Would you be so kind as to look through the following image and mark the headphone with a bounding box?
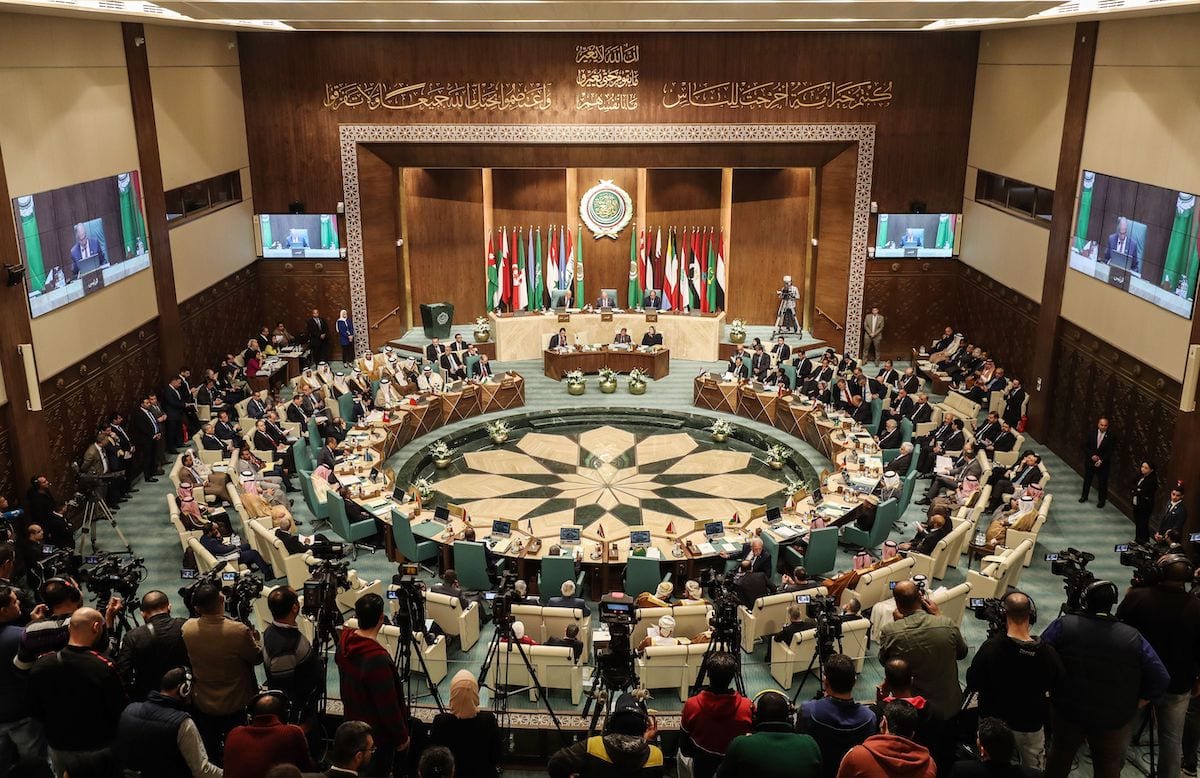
[1157,553,1193,581]
[1081,580,1120,613]
[751,688,797,725]
[999,589,1037,626]
[247,689,292,724]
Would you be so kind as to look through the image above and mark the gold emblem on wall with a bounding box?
[579,180,634,240]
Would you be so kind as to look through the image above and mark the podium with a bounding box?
[419,302,454,339]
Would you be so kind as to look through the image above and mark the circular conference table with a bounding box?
[543,346,670,380]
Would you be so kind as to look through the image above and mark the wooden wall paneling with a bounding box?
[646,169,721,309]
[357,148,404,347]
[238,31,977,213]
[0,408,15,503]
[256,261,352,338]
[813,147,857,348]
[1027,22,1099,438]
[492,169,567,308]
[574,167,639,307]
[123,23,183,380]
[39,328,164,493]
[955,265,1041,381]
[404,168,486,323]
[862,260,960,363]
[179,266,261,374]
[729,168,812,325]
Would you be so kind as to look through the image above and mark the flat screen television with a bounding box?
[13,171,152,318]
[873,213,959,258]
[1068,170,1198,318]
[255,213,341,259]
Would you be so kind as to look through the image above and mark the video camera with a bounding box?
[34,547,79,586]
[79,552,146,609]
[797,593,845,657]
[970,597,1007,639]
[596,594,638,691]
[1046,547,1096,613]
[698,567,741,635]
[490,569,520,629]
[388,562,428,634]
[178,564,264,625]
[308,538,346,561]
[1115,540,1172,587]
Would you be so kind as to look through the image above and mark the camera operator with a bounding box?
[1042,580,1170,778]
[262,586,321,728]
[549,692,663,777]
[0,584,45,768]
[1115,554,1200,778]
[182,582,263,764]
[15,578,122,672]
[681,651,752,778]
[117,590,191,702]
[0,543,35,615]
[799,653,877,778]
[115,666,221,777]
[964,592,1064,769]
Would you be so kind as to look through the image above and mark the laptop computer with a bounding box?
[704,521,725,542]
[489,519,513,553]
[629,530,651,550]
[559,526,581,547]
[432,505,450,525]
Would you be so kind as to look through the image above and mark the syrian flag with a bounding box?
[499,227,511,309]
[486,233,499,310]
[715,229,727,310]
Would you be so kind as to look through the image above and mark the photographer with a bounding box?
[1116,554,1200,778]
[549,692,663,777]
[115,666,222,777]
[261,587,321,727]
[117,590,191,701]
[0,584,45,768]
[182,582,263,764]
[964,592,1063,769]
[1042,580,1169,778]
[16,578,121,671]
[799,653,877,778]
[877,581,968,722]
[681,651,752,778]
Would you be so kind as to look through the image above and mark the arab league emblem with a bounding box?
[580,180,633,240]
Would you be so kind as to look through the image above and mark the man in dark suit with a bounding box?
[643,289,662,310]
[286,395,311,427]
[1001,380,1027,428]
[162,376,188,452]
[1155,485,1187,541]
[424,337,446,364]
[885,389,914,428]
[199,424,225,452]
[214,410,243,450]
[548,328,569,350]
[771,337,791,363]
[546,580,591,616]
[898,367,920,395]
[877,420,903,450]
[641,327,663,347]
[316,438,339,476]
[130,395,162,482]
[721,537,771,577]
[849,395,872,425]
[987,453,1042,510]
[875,360,899,388]
[890,444,915,478]
[471,354,495,380]
[301,720,374,778]
[750,345,771,380]
[245,394,268,420]
[1103,217,1142,272]
[931,326,955,354]
[306,309,329,365]
[987,422,1018,454]
[613,328,632,345]
[1080,417,1114,508]
[973,412,1002,450]
[449,333,468,353]
[595,291,614,309]
[439,349,466,381]
[69,223,106,279]
[546,624,585,662]
[909,394,934,425]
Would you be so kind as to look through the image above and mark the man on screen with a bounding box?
[284,228,310,249]
[69,222,106,279]
[1104,217,1142,272]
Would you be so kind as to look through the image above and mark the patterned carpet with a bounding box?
[100,354,1148,775]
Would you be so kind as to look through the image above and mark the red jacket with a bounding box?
[223,714,315,778]
[335,630,409,749]
[836,734,935,778]
[681,689,753,757]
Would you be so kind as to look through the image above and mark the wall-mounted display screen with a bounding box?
[13,171,151,318]
[255,213,341,259]
[1069,170,1197,319]
[873,213,959,258]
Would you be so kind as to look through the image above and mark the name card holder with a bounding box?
[601,311,613,322]
[557,313,571,323]
[645,313,658,323]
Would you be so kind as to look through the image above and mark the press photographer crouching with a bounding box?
[1115,553,1200,778]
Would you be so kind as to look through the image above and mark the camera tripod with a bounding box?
[391,583,445,713]
[74,483,132,556]
[582,627,640,736]
[791,627,844,704]
[690,620,746,697]
[769,289,800,341]
[478,616,564,738]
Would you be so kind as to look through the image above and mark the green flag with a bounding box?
[485,232,499,310]
[876,213,889,249]
[706,231,717,312]
[320,214,338,249]
[117,172,147,258]
[575,225,585,305]
[17,196,45,292]
[260,216,273,251]
[1074,172,1094,252]
[1163,193,1197,291]
[627,223,641,308]
[1185,235,1200,301]
[534,227,545,310]
[935,214,953,250]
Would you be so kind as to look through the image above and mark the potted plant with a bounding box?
[598,367,618,394]
[473,316,492,343]
[729,319,747,344]
[486,419,511,444]
[709,419,733,443]
[411,477,434,515]
[565,370,587,396]
[429,441,454,469]
[766,444,789,470]
[784,475,814,504]
[628,368,647,395]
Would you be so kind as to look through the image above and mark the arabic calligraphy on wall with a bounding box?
[576,68,639,89]
[663,80,894,110]
[576,91,639,111]
[575,44,640,64]
[323,81,553,111]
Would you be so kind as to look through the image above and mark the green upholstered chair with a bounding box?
[841,497,898,552]
[624,556,669,598]
[292,438,313,472]
[326,494,377,559]
[307,418,322,452]
[899,471,918,514]
[900,418,914,444]
[781,364,798,390]
[391,508,439,570]
[297,468,330,530]
[761,532,783,586]
[338,392,357,423]
[907,444,921,476]
[800,526,840,577]
[465,355,481,380]
[538,555,585,604]
[869,398,883,430]
[453,541,493,592]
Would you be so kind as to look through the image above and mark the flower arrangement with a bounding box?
[628,368,647,385]
[413,477,435,501]
[598,367,617,383]
[565,370,586,387]
[766,444,790,464]
[709,419,734,437]
[486,420,511,438]
[474,316,491,336]
[428,441,454,460]
[729,319,747,338]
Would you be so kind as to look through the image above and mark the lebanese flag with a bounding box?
[499,227,511,308]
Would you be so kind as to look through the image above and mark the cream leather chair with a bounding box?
[344,618,448,686]
[929,582,972,627]
[965,539,1033,599]
[251,586,316,640]
[637,642,708,701]
[993,434,1026,468]
[1007,495,1052,567]
[425,588,481,651]
[847,557,916,611]
[737,586,828,654]
[187,536,247,575]
[542,607,593,657]
[167,495,203,552]
[908,520,974,581]
[935,393,981,430]
[249,519,316,590]
[487,643,583,704]
[770,617,870,688]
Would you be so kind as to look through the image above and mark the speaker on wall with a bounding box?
[287,201,305,214]
[1181,344,1200,412]
[909,200,927,214]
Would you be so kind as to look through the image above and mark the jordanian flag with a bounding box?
[486,233,499,310]
[1075,172,1094,251]
[627,223,642,308]
[320,214,338,250]
[1162,192,1198,294]
[17,196,45,292]
[118,172,147,258]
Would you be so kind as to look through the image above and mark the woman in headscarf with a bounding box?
[429,670,502,776]
[336,308,355,366]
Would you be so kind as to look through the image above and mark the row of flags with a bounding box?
[483,224,728,312]
[627,225,726,312]
[486,225,582,312]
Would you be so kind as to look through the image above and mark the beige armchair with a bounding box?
[345,618,448,687]
[487,643,583,704]
[425,588,481,651]
[770,617,869,688]
[737,586,828,654]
